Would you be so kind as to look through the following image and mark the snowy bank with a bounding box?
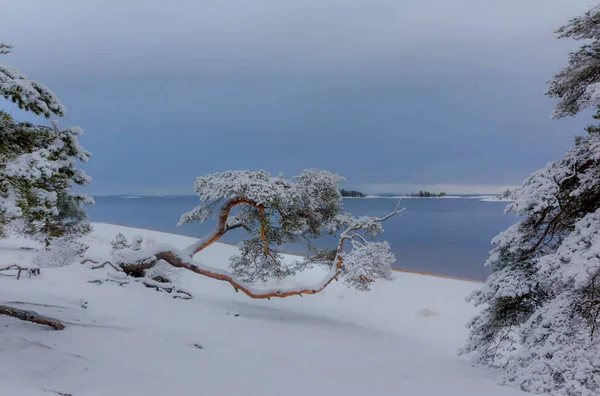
[479,196,514,202]
[361,195,514,201]
[0,223,523,396]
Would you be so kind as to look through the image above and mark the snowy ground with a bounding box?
[0,223,524,396]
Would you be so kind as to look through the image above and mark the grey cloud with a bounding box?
[0,0,595,195]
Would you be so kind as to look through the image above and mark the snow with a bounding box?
[1,116,92,242]
[462,132,600,394]
[365,195,463,199]
[548,5,600,118]
[362,195,513,201]
[0,223,525,396]
[0,64,66,118]
[479,196,514,202]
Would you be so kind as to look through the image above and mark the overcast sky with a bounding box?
[0,0,596,194]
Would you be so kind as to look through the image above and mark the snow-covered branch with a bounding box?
[0,65,65,118]
[83,170,402,298]
[0,264,40,279]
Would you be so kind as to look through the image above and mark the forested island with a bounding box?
[408,191,447,198]
[339,189,366,198]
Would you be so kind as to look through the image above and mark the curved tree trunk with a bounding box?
[84,199,403,299]
[126,250,344,299]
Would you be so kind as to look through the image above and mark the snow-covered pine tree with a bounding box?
[461,5,600,395]
[547,4,600,119]
[0,44,93,246]
[88,169,401,299]
[0,44,92,330]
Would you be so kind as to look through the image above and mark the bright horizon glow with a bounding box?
[88,183,518,196]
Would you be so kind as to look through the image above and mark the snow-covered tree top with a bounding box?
[168,169,402,292]
[191,169,344,207]
[547,5,600,118]
[181,169,344,228]
[0,62,66,118]
[192,170,300,207]
[556,5,600,40]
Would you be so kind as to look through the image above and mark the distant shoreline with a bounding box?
[96,194,512,203]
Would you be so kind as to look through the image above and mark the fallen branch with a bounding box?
[0,264,40,279]
[82,258,128,273]
[0,304,64,330]
[141,280,193,299]
[88,276,193,299]
[44,390,72,396]
[88,278,128,286]
[90,261,123,272]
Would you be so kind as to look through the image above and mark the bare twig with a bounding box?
[90,261,123,272]
[0,264,40,279]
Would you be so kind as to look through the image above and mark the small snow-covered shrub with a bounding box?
[340,241,395,291]
[110,233,130,253]
[110,233,154,254]
[131,235,143,251]
[32,237,88,268]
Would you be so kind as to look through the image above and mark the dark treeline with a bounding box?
[409,191,447,198]
[339,189,366,198]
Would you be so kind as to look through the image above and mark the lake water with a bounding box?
[87,196,518,281]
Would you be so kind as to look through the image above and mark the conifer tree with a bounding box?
[88,169,401,299]
[0,44,92,330]
[0,44,92,245]
[462,5,600,395]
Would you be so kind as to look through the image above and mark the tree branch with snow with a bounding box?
[0,44,65,118]
[84,170,403,299]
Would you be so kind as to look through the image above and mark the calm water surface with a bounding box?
[88,196,517,281]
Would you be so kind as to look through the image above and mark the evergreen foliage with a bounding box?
[110,233,130,254]
[547,5,600,118]
[0,44,92,245]
[177,169,398,290]
[409,191,447,198]
[463,5,600,395]
[0,44,65,118]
